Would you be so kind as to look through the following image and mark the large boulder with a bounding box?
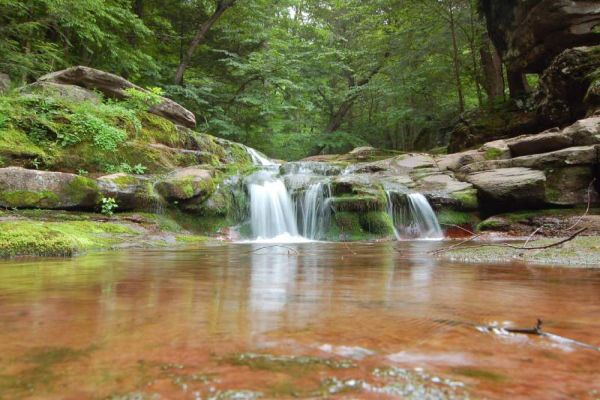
[97,173,164,211]
[0,167,100,209]
[20,81,101,103]
[479,0,600,73]
[0,73,10,92]
[38,66,196,128]
[464,167,547,211]
[155,166,215,201]
[535,46,600,126]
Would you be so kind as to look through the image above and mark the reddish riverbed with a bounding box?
[0,242,599,399]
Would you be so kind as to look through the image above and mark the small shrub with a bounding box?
[100,197,118,216]
[122,87,163,111]
[132,163,147,174]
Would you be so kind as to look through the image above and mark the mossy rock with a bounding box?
[359,211,394,235]
[324,211,373,241]
[450,188,479,211]
[0,167,100,209]
[0,128,47,161]
[330,194,386,212]
[437,210,479,226]
[155,167,216,202]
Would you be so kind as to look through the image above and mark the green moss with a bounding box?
[330,194,386,212]
[325,211,374,241]
[138,112,181,147]
[484,147,503,160]
[359,211,394,235]
[0,128,46,159]
[451,188,479,211]
[0,220,138,257]
[66,176,100,203]
[111,174,139,187]
[437,210,479,225]
[476,217,510,231]
[0,190,60,208]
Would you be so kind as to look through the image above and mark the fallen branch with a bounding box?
[433,228,586,255]
[246,245,299,255]
[429,233,482,255]
[523,226,543,247]
[566,178,596,232]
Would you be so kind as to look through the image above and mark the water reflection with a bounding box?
[0,243,599,399]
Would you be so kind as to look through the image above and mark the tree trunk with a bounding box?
[448,1,465,113]
[468,0,483,107]
[133,0,144,18]
[507,67,529,98]
[479,33,504,102]
[174,0,236,85]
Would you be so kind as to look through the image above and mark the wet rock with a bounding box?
[0,167,100,209]
[155,166,215,201]
[465,167,546,210]
[38,66,196,128]
[481,140,511,160]
[0,72,11,92]
[97,173,163,211]
[20,81,101,103]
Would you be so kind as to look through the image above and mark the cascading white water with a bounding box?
[297,182,331,239]
[244,147,307,242]
[386,191,443,240]
[246,147,275,166]
[247,171,300,240]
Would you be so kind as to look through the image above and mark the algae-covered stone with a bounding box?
[359,211,394,235]
[155,166,216,201]
[0,167,100,209]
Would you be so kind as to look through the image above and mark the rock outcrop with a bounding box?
[479,0,600,74]
[38,66,196,128]
[155,167,215,201]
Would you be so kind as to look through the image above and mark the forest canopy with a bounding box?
[0,0,503,160]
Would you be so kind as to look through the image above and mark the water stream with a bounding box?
[1,244,598,399]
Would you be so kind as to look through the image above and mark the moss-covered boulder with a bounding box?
[155,166,216,202]
[97,173,164,211]
[0,167,100,209]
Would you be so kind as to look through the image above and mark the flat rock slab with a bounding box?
[465,167,546,210]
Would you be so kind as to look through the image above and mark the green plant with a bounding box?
[100,197,118,216]
[77,169,89,176]
[132,163,147,175]
[122,87,163,111]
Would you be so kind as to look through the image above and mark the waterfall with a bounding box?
[246,147,275,166]
[247,170,301,241]
[297,182,331,240]
[386,191,443,240]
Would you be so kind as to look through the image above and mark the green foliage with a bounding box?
[122,87,163,111]
[100,197,118,216]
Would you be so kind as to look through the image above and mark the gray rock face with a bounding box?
[465,167,547,210]
[38,66,196,128]
[97,173,163,211]
[0,167,100,209]
[155,167,215,201]
[0,73,10,92]
[507,128,570,157]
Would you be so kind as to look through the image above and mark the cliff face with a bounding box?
[479,0,600,74]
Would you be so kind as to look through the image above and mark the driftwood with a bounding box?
[246,245,299,255]
[430,227,587,255]
[479,319,600,351]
